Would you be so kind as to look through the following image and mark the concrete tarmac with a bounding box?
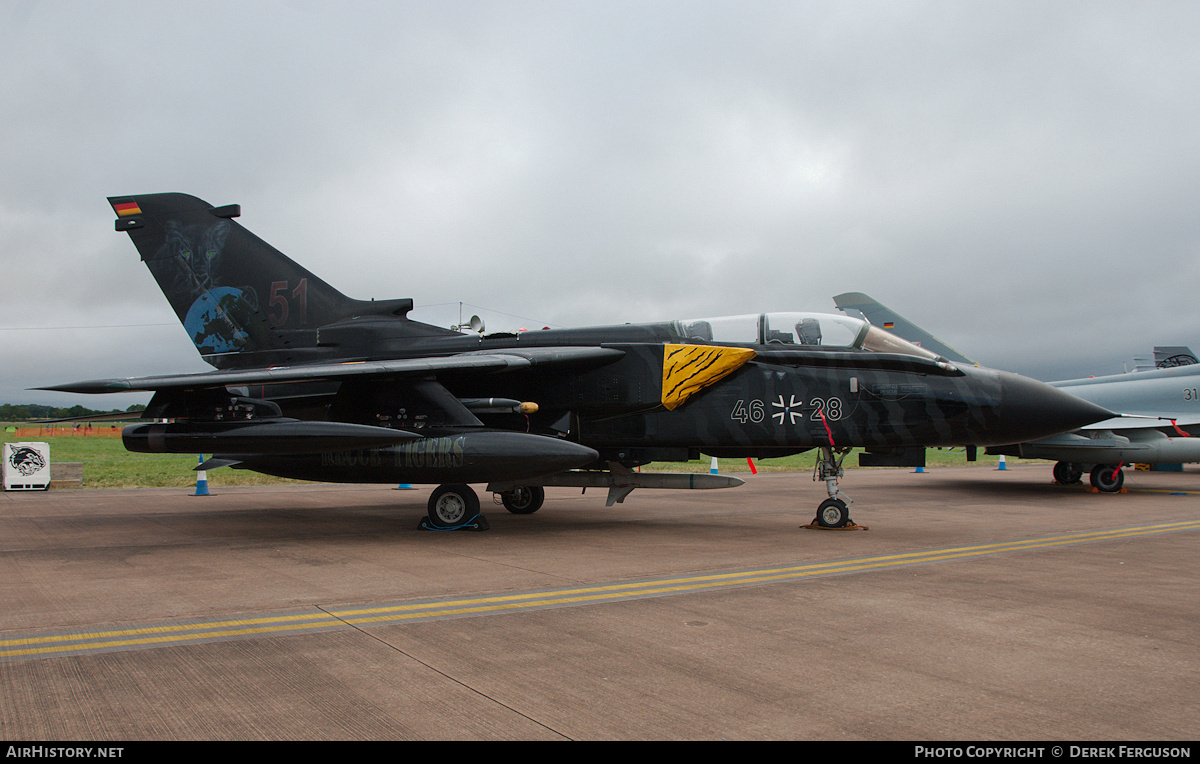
[1,464,1197,741]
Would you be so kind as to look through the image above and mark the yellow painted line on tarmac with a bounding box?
[4,519,1199,662]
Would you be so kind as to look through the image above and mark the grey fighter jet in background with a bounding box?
[38,195,1112,531]
[833,292,1200,492]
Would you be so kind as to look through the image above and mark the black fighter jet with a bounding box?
[42,194,1112,530]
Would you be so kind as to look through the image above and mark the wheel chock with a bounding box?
[418,514,491,531]
[802,520,869,531]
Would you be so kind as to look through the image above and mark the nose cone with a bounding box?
[994,371,1115,444]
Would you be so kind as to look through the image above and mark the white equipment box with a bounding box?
[3,442,51,490]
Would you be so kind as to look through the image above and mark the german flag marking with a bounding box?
[113,201,142,217]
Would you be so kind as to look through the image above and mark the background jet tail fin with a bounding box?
[833,291,978,366]
[1153,346,1198,369]
[107,193,415,369]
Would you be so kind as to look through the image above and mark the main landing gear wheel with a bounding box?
[425,484,486,529]
[1090,464,1125,493]
[1053,461,1083,485]
[500,485,545,514]
[815,498,851,528]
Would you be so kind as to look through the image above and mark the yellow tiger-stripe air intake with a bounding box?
[661,344,756,410]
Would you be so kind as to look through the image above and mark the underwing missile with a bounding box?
[459,398,539,414]
[489,464,745,506]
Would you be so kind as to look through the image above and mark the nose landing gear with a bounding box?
[808,447,863,530]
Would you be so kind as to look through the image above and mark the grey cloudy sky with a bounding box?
[3,0,1199,409]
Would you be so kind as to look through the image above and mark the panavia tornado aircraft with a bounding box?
[834,292,1200,493]
[41,194,1112,530]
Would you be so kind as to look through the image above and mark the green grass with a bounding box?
[1,432,311,488]
[3,430,1032,489]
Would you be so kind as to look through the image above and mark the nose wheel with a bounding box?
[816,497,851,528]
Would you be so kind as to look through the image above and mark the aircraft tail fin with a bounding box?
[107,193,421,369]
[833,292,977,366]
[1154,346,1198,369]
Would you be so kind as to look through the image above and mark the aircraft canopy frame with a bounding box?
[672,312,942,361]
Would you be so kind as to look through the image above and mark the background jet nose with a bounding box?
[996,372,1115,444]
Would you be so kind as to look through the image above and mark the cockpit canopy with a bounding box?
[673,312,942,361]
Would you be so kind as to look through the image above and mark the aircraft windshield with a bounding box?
[673,312,941,360]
